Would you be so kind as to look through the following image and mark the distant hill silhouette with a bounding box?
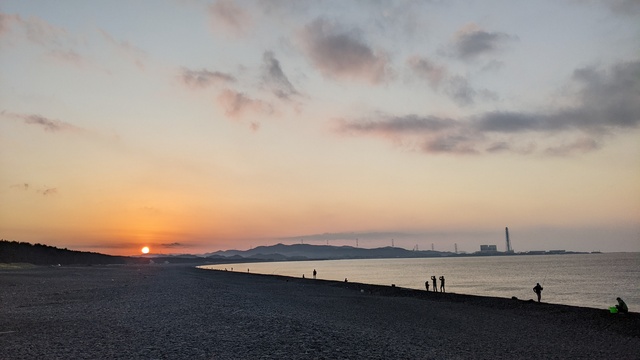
[206,243,449,260]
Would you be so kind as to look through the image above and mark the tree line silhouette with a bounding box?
[0,240,144,265]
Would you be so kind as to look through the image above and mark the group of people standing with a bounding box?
[425,275,445,293]
[305,269,629,313]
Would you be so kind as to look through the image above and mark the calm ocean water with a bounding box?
[201,253,639,311]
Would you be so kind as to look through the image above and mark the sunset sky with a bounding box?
[1,1,639,256]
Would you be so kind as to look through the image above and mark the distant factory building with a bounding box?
[480,244,497,252]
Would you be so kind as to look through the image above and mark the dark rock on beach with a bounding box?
[1,265,638,359]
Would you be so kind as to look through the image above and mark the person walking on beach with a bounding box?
[313,269,317,279]
[431,276,438,292]
[533,283,543,302]
[616,297,629,314]
[425,281,429,291]
[439,276,446,293]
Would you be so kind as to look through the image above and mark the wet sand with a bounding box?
[1,264,638,359]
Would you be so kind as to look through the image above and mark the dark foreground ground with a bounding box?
[1,265,638,359]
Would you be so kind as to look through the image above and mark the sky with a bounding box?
[1,0,639,256]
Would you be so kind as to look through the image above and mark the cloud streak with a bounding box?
[335,60,640,155]
[9,183,59,196]
[9,183,29,191]
[180,68,236,89]
[299,18,391,84]
[161,242,187,248]
[452,23,516,60]
[2,111,85,133]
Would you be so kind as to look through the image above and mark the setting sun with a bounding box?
[141,246,150,254]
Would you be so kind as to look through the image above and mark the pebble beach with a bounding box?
[1,264,638,359]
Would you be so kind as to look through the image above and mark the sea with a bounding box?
[200,252,640,311]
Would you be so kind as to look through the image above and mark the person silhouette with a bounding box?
[313,269,317,279]
[439,276,446,293]
[616,297,628,313]
[431,276,438,292]
[425,281,429,291]
[533,283,543,302]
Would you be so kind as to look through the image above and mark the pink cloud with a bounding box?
[0,13,18,36]
[208,0,253,37]
[216,89,273,120]
[0,13,73,46]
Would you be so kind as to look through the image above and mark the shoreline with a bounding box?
[1,264,639,359]
[217,267,632,313]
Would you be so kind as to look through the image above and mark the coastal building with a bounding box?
[480,245,497,252]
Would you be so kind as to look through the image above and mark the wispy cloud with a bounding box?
[335,60,640,155]
[161,242,188,248]
[180,68,236,89]
[544,137,600,156]
[592,0,640,15]
[452,23,516,60]
[299,18,392,84]
[277,231,415,242]
[9,183,58,196]
[261,51,298,100]
[407,55,498,106]
[2,111,85,133]
[0,13,86,67]
[99,29,147,70]
[47,49,86,67]
[407,56,447,89]
[445,75,498,106]
[9,183,29,191]
[39,188,58,196]
[337,114,456,136]
[208,0,253,37]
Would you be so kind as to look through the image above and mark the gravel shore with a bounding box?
[1,264,638,359]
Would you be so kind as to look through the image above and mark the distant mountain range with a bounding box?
[0,240,587,266]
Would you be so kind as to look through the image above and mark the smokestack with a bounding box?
[505,227,512,252]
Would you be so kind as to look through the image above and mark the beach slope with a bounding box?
[1,265,638,359]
